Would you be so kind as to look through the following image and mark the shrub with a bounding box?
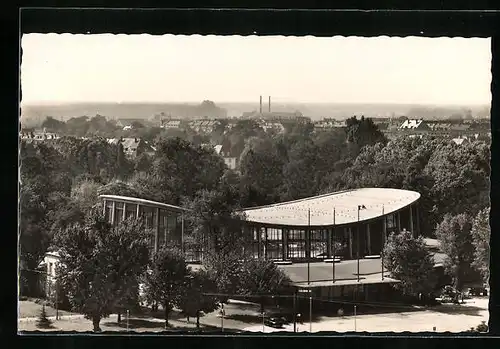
[36,305,54,329]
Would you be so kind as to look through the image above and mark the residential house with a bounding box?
[161,120,182,129]
[242,110,307,122]
[38,250,60,297]
[313,119,347,132]
[107,137,155,158]
[188,119,221,134]
[451,137,470,145]
[116,118,149,130]
[212,143,238,170]
[262,121,285,134]
[19,128,60,142]
[399,119,431,131]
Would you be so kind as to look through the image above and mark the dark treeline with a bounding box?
[19,115,490,294]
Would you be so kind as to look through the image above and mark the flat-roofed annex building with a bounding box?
[244,188,421,262]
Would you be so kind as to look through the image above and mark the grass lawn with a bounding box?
[18,314,240,333]
[18,300,75,318]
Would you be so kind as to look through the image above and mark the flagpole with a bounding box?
[357,206,360,283]
[307,208,311,286]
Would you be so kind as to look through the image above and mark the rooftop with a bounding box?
[99,194,187,212]
[243,188,420,227]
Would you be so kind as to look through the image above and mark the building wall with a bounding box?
[246,203,418,262]
[100,197,201,260]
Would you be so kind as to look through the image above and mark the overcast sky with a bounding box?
[21,34,491,105]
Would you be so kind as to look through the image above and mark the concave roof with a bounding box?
[242,188,420,227]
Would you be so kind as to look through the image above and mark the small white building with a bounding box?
[38,250,61,297]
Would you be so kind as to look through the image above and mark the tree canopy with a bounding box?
[53,211,150,331]
[383,231,436,297]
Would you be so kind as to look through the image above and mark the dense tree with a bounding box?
[471,208,490,284]
[41,116,66,133]
[435,213,478,291]
[424,141,490,221]
[178,269,219,328]
[133,152,153,173]
[383,231,436,297]
[53,211,150,332]
[71,179,101,214]
[183,185,247,258]
[238,258,292,313]
[65,116,90,137]
[281,139,319,201]
[97,180,140,198]
[239,137,285,206]
[150,138,225,205]
[345,115,387,152]
[143,247,189,328]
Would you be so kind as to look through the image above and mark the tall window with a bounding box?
[310,229,328,258]
[140,206,155,249]
[252,227,260,258]
[105,202,113,224]
[168,214,178,246]
[115,202,125,225]
[287,229,306,259]
[266,228,283,260]
[387,213,396,234]
[125,203,137,220]
[158,209,168,247]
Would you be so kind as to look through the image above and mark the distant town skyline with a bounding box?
[21,34,491,106]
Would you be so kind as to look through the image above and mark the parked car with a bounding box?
[264,316,286,328]
[467,287,488,297]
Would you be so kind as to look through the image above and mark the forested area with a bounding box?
[19,115,490,330]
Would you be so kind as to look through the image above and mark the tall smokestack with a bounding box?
[259,96,262,114]
[268,96,271,112]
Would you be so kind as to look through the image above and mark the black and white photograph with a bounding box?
[18,33,491,334]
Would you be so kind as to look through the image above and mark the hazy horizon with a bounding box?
[21,34,491,106]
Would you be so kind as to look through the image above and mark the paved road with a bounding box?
[243,298,489,333]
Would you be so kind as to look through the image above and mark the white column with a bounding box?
[366,224,371,255]
[409,205,414,235]
[111,201,116,225]
[348,227,353,259]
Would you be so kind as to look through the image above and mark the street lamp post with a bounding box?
[262,311,265,332]
[332,208,336,284]
[307,208,311,285]
[354,305,357,332]
[309,296,312,333]
[221,303,225,332]
[293,291,297,333]
[356,205,366,283]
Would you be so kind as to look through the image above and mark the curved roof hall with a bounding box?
[242,188,420,227]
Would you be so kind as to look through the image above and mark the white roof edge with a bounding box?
[243,188,420,212]
[99,195,188,212]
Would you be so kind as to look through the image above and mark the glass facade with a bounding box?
[287,229,306,259]
[310,229,328,258]
[125,203,137,219]
[100,195,418,264]
[244,205,417,262]
[100,197,185,254]
[115,202,125,225]
[266,228,283,260]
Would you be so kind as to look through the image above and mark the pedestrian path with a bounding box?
[18,314,85,322]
